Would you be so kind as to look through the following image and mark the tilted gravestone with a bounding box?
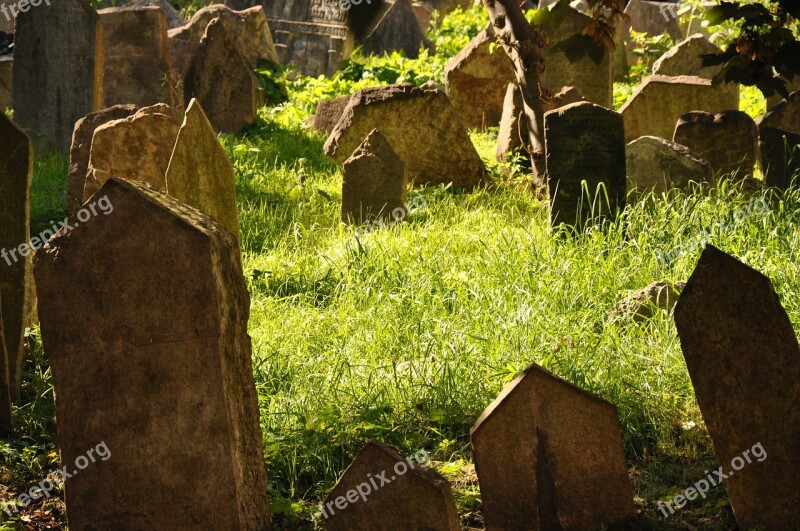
[184,17,258,135]
[759,127,800,189]
[496,82,525,161]
[169,4,278,68]
[84,104,180,203]
[165,98,241,241]
[0,113,32,435]
[341,129,406,225]
[68,104,139,214]
[539,2,613,109]
[619,75,739,143]
[324,83,487,188]
[34,177,271,529]
[674,245,800,529]
[471,363,636,529]
[544,102,626,228]
[0,55,10,111]
[758,88,800,136]
[652,34,724,79]
[322,441,460,530]
[673,110,759,178]
[626,136,714,195]
[12,0,103,151]
[361,0,432,60]
[312,95,351,135]
[444,24,515,131]
[97,6,177,109]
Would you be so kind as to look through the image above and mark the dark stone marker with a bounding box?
[544,101,626,229]
[34,178,271,529]
[97,6,177,109]
[12,0,103,151]
[361,0,433,60]
[322,441,460,530]
[341,129,406,225]
[184,17,258,134]
[0,113,32,435]
[759,127,800,190]
[674,245,800,529]
[67,104,139,214]
[673,110,759,178]
[471,363,636,530]
[313,95,351,135]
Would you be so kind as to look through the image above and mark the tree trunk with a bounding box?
[481,0,551,180]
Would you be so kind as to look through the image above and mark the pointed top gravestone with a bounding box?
[165,98,241,240]
[0,113,32,435]
[674,245,800,529]
[97,6,177,109]
[34,177,271,529]
[322,441,460,530]
[184,17,258,135]
[12,0,103,151]
[471,363,636,529]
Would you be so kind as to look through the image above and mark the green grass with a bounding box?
[4,5,799,529]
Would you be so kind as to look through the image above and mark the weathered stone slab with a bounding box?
[471,362,636,529]
[68,104,139,214]
[544,102,626,228]
[34,177,271,529]
[98,7,177,109]
[0,113,32,435]
[84,104,180,202]
[184,18,258,135]
[758,88,800,136]
[12,0,103,151]
[322,441,460,530]
[496,82,525,161]
[623,0,682,43]
[97,0,186,28]
[313,95,351,135]
[674,110,759,178]
[444,24,515,131]
[324,83,487,187]
[619,74,739,143]
[362,0,432,59]
[652,34,723,79]
[611,280,686,322]
[342,129,406,225]
[0,55,10,111]
[167,36,199,92]
[674,245,800,529]
[169,4,278,67]
[165,98,241,240]
[626,136,713,195]
[539,2,612,108]
[759,127,800,190]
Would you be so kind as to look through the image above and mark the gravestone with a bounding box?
[652,34,723,79]
[169,4,278,67]
[544,102,626,228]
[98,7,177,109]
[623,0,682,42]
[361,0,432,59]
[758,88,800,136]
[619,74,739,142]
[626,136,714,195]
[539,2,612,108]
[444,24,515,131]
[84,104,180,202]
[165,98,241,240]
[611,280,686,322]
[411,2,432,32]
[266,0,354,77]
[0,55,10,110]
[674,245,800,529]
[167,37,199,93]
[341,129,406,225]
[68,104,139,214]
[674,110,759,178]
[34,177,271,529]
[471,363,636,529]
[759,127,800,190]
[313,95,351,135]
[97,0,186,28]
[324,83,487,187]
[322,441,460,530]
[184,18,258,135]
[13,0,103,152]
[496,82,525,161]
[0,114,32,436]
